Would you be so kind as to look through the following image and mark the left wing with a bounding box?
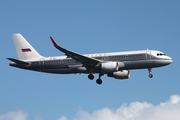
[50,37,103,67]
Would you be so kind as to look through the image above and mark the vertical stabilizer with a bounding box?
[12,33,43,60]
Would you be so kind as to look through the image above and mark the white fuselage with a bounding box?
[8,33,173,84]
[10,49,172,74]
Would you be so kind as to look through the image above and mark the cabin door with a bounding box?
[39,58,44,68]
[102,54,109,61]
[146,50,151,60]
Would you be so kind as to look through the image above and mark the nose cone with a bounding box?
[166,56,173,64]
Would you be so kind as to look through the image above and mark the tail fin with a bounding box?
[12,33,43,60]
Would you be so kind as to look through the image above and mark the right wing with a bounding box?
[50,37,103,67]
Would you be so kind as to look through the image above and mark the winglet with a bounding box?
[50,36,58,47]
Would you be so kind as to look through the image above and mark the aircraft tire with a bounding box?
[149,74,153,78]
[96,79,102,85]
[88,74,94,80]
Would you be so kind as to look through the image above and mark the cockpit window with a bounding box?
[157,53,166,56]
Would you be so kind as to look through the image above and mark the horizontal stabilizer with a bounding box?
[7,58,30,66]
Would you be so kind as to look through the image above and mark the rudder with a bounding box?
[12,33,43,60]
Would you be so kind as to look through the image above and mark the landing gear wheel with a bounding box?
[148,68,153,78]
[88,74,94,80]
[96,79,102,85]
[149,74,153,78]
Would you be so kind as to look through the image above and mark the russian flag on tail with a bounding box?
[22,48,31,52]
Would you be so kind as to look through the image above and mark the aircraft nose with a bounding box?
[170,57,173,63]
[167,56,173,64]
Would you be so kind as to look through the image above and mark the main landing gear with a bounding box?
[88,73,103,85]
[148,68,153,78]
[88,73,94,80]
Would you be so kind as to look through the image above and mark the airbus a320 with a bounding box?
[7,34,173,85]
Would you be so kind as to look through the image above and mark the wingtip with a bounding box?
[50,36,58,47]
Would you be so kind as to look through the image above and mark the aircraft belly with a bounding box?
[39,69,77,74]
[37,65,88,74]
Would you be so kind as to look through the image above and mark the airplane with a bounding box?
[7,33,173,85]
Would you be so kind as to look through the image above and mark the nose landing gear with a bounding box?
[148,68,153,78]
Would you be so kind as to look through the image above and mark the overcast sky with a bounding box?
[0,0,180,120]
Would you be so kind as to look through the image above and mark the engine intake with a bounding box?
[107,70,130,79]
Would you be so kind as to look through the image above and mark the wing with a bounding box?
[50,37,103,67]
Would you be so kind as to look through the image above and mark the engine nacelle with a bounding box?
[99,62,125,73]
[107,70,130,79]
[100,62,119,72]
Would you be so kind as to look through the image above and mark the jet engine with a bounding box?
[107,70,130,79]
[99,62,125,73]
[101,62,118,72]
